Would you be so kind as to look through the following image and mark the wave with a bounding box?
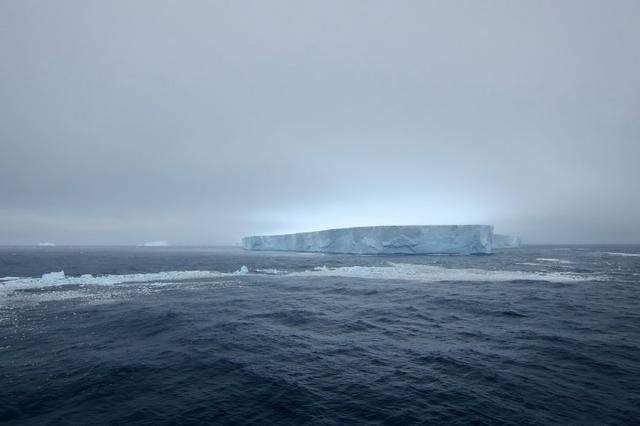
[604,252,640,257]
[288,263,599,283]
[255,268,287,275]
[536,258,573,264]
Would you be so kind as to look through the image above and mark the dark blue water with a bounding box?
[1,246,639,424]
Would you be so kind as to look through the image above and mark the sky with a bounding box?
[1,0,639,245]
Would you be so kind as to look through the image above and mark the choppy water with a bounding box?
[1,245,639,424]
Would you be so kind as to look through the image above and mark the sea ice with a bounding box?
[288,262,599,283]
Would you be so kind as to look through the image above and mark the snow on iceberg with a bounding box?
[243,225,493,255]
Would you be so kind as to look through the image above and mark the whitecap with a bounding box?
[604,252,640,257]
[536,258,573,264]
[255,268,287,275]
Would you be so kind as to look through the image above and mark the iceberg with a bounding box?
[141,241,169,247]
[242,225,493,255]
[493,234,522,249]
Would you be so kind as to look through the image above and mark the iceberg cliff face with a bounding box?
[493,234,522,249]
[242,225,493,255]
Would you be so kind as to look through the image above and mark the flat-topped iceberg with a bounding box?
[243,225,493,255]
[493,234,522,249]
[140,241,169,247]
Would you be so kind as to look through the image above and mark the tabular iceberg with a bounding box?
[493,234,522,249]
[140,241,169,247]
[242,225,493,255]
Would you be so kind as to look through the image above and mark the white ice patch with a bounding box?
[604,252,640,257]
[42,271,65,281]
[536,258,573,264]
[288,263,598,283]
[255,268,287,275]
[0,266,250,291]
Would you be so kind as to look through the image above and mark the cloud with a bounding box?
[1,1,639,244]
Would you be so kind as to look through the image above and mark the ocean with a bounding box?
[1,245,639,424]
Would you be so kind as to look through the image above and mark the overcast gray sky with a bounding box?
[1,0,639,245]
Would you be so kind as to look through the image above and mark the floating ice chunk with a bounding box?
[42,271,65,281]
[0,269,243,291]
[255,268,286,275]
[288,263,600,283]
[235,265,249,275]
[37,242,56,247]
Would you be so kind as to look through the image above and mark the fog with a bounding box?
[1,1,639,245]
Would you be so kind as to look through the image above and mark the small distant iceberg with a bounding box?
[140,241,169,247]
[38,242,56,247]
